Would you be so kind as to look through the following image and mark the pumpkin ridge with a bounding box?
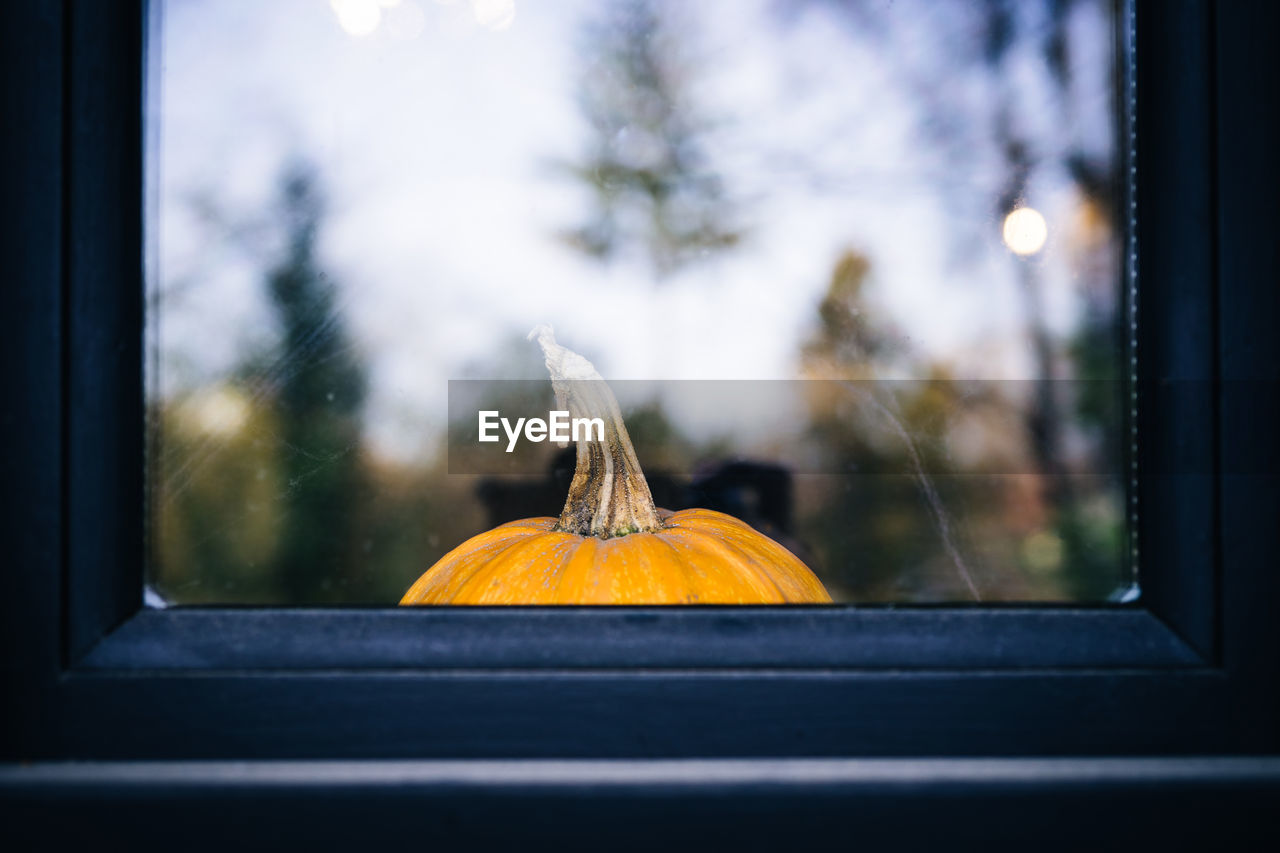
[658,527,783,603]
[712,529,807,602]
[552,535,598,602]
[407,525,548,604]
[674,513,794,584]
[663,509,821,601]
[714,524,831,602]
[606,534,675,604]
[452,533,578,604]
[400,526,535,603]
[704,528,794,602]
[509,537,583,604]
[442,536,536,604]
[650,533,709,604]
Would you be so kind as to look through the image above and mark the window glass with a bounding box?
[147,0,1130,605]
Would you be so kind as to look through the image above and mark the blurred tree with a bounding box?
[152,385,283,603]
[153,162,505,604]
[559,0,743,277]
[798,0,1126,599]
[798,250,1005,601]
[152,162,371,603]
[979,1,1126,601]
[262,163,369,602]
[982,0,1125,600]
[799,251,904,378]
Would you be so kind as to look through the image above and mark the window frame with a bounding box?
[3,0,1278,762]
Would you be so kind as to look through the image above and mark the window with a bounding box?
[149,0,1133,607]
[3,1,1279,837]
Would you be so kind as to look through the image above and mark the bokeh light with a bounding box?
[1002,206,1049,256]
[181,386,251,437]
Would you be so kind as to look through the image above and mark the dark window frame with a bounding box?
[3,0,1278,763]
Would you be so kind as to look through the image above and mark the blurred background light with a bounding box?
[1002,206,1049,256]
[181,385,251,438]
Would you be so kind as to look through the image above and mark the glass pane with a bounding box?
[146,0,1131,605]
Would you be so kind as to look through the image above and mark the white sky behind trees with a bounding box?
[151,0,1118,463]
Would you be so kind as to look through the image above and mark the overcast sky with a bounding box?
[151,0,1118,462]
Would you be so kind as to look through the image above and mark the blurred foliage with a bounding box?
[559,0,743,277]
[153,233,1126,604]
[152,388,283,600]
[795,249,1123,601]
[263,165,369,602]
[789,0,1128,600]
[800,251,904,377]
[800,252,987,600]
[152,165,485,604]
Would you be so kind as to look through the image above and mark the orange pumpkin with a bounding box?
[400,327,832,605]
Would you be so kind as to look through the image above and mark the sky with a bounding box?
[150,0,1119,463]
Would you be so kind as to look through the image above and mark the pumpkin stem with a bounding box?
[529,325,663,538]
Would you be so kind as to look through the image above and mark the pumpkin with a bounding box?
[400,327,832,605]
